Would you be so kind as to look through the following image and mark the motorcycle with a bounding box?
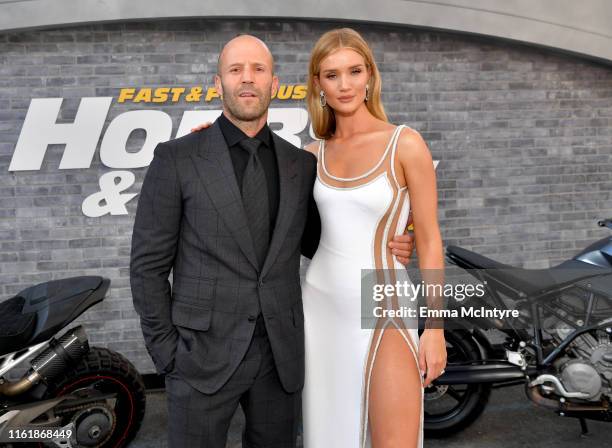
[423,218,612,437]
[0,276,146,448]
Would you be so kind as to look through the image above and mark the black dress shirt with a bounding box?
[217,113,280,237]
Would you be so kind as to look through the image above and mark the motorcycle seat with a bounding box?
[0,276,109,357]
[446,245,611,296]
[0,295,37,356]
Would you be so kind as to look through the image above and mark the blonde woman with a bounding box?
[301,28,446,447]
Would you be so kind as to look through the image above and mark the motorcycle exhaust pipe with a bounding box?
[433,363,529,385]
[526,385,608,412]
[0,326,89,397]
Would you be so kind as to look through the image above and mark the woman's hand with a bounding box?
[191,121,213,132]
[418,328,447,388]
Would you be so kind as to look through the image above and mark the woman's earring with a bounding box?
[365,85,369,102]
[319,90,327,108]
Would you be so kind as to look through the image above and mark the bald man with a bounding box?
[130,34,414,447]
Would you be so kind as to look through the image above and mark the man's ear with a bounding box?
[214,74,223,98]
[271,74,279,97]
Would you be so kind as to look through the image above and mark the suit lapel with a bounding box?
[191,121,259,271]
[261,133,300,277]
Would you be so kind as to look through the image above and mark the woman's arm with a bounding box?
[397,129,444,271]
[397,128,447,388]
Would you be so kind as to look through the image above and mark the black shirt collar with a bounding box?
[218,112,272,148]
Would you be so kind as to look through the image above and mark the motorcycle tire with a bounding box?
[42,346,146,448]
[423,329,491,438]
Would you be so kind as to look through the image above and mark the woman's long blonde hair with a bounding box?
[307,28,388,139]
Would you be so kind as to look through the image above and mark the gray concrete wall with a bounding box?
[1,1,612,62]
[1,19,611,373]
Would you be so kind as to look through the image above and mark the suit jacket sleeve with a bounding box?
[130,141,181,375]
[300,153,321,259]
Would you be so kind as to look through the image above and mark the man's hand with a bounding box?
[388,231,415,265]
[388,212,415,265]
[191,121,213,132]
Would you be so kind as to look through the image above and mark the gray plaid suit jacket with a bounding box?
[130,120,317,394]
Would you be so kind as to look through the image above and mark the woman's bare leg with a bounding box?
[368,325,422,448]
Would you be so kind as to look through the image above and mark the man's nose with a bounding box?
[241,67,255,83]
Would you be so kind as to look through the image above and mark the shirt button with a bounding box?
[248,315,256,322]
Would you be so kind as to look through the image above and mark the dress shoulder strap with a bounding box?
[389,124,408,189]
[317,139,324,160]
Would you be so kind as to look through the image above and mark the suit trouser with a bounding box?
[165,315,301,448]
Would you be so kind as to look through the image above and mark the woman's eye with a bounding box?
[352,69,362,74]
[326,74,336,79]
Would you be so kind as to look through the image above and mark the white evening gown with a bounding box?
[302,125,423,448]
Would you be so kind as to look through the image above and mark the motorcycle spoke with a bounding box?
[446,386,465,402]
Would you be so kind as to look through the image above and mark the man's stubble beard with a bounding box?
[221,81,273,123]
